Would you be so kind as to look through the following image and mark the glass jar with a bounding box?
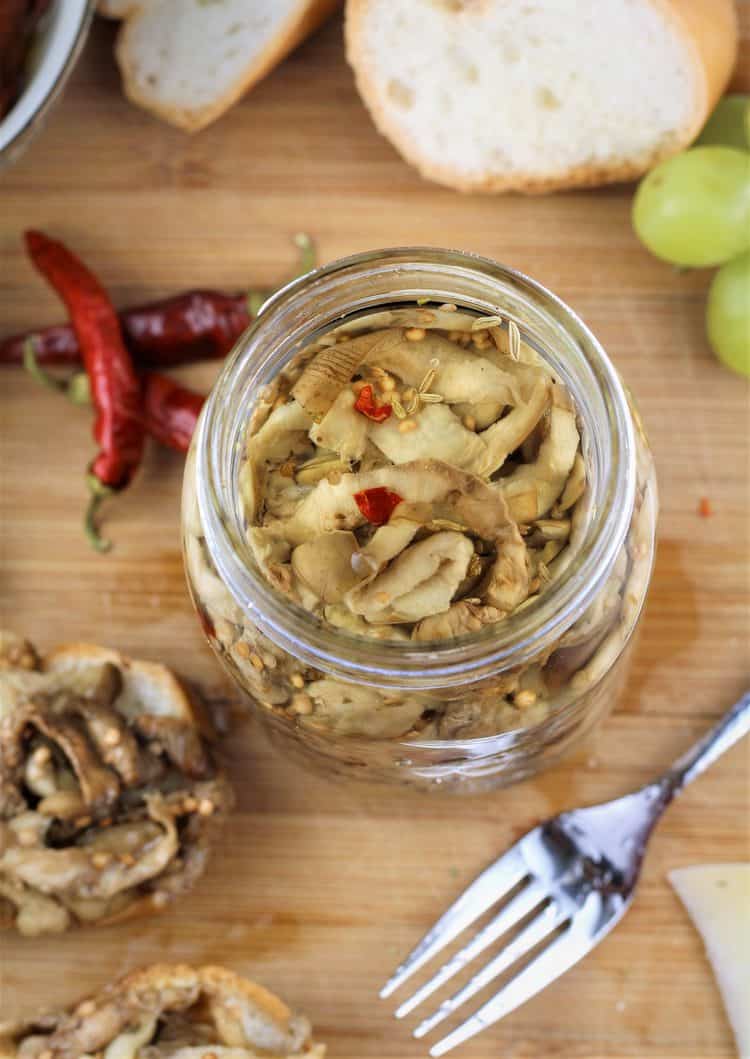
[182,248,657,792]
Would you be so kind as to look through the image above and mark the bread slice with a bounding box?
[0,631,46,721]
[345,0,738,194]
[0,638,206,734]
[0,633,233,935]
[0,963,325,1057]
[44,642,208,732]
[112,0,341,132]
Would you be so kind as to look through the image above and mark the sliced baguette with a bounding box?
[113,0,341,132]
[345,0,738,194]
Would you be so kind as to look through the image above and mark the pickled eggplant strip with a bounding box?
[240,319,589,644]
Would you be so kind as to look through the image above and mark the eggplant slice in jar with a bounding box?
[190,310,653,742]
[0,963,325,1058]
[0,633,233,935]
[242,316,577,642]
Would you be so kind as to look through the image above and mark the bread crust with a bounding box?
[651,0,738,139]
[116,0,341,132]
[345,0,738,194]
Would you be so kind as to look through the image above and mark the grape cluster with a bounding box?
[632,96,750,378]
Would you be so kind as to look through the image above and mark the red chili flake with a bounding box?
[353,383,392,423]
[698,497,713,518]
[354,487,403,525]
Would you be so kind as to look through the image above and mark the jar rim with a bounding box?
[195,246,636,690]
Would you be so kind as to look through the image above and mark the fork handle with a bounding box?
[666,689,750,793]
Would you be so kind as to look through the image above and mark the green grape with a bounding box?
[632,147,750,267]
[706,250,750,377]
[696,95,750,150]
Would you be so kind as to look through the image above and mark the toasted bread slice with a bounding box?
[0,634,233,935]
[113,0,341,132]
[0,963,325,1057]
[0,637,209,734]
[0,630,46,720]
[44,642,205,730]
[345,0,738,193]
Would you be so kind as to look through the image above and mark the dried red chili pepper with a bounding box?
[25,231,145,552]
[22,339,91,405]
[354,487,403,526]
[1,290,253,369]
[2,234,315,371]
[2,320,80,367]
[23,338,205,455]
[142,372,204,453]
[23,343,204,455]
[353,383,392,423]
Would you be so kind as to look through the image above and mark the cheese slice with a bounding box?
[669,864,750,1058]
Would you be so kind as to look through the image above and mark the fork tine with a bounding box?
[395,878,549,1019]
[429,894,603,1057]
[414,898,568,1039]
[380,845,528,999]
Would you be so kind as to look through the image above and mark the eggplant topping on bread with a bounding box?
[0,963,325,1058]
[0,632,233,935]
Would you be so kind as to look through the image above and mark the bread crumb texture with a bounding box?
[346,0,727,192]
[117,0,338,131]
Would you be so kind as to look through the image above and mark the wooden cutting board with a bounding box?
[1,11,748,1057]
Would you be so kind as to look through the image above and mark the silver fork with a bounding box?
[381,690,750,1056]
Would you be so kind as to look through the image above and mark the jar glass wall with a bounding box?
[182,248,657,792]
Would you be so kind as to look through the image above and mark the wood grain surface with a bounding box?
[1,9,749,1057]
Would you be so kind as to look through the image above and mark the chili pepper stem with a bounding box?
[245,233,316,319]
[246,290,267,317]
[84,473,115,553]
[23,337,65,393]
[24,336,200,452]
[23,337,92,405]
[68,373,91,405]
[26,334,112,552]
[293,232,316,276]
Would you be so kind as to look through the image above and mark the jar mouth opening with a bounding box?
[196,247,636,689]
